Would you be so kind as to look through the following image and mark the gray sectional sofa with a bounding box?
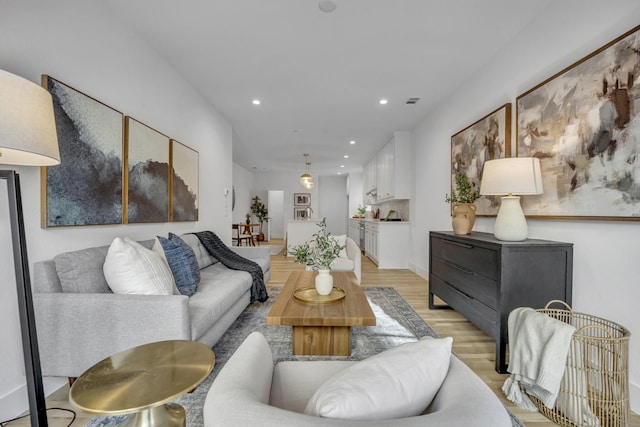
[32,235,270,379]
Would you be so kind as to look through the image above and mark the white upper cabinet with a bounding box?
[363,158,377,204]
[375,131,410,201]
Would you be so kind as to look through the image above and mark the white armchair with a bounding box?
[203,332,512,426]
[329,237,361,282]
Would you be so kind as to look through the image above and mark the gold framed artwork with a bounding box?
[517,25,640,220]
[450,103,511,217]
[41,75,124,227]
[294,193,311,206]
[294,207,308,220]
[124,116,170,223]
[170,139,199,222]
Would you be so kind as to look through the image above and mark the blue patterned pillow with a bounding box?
[157,233,200,296]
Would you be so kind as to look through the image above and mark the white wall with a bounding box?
[410,1,640,411]
[0,1,233,418]
[252,171,320,226]
[232,163,254,224]
[318,175,349,236]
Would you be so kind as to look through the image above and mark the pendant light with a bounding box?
[300,153,314,189]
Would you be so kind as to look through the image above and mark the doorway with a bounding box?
[267,190,284,240]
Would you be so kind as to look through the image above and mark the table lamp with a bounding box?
[0,69,61,426]
[479,157,542,241]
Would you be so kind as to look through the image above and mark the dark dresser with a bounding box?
[429,231,573,373]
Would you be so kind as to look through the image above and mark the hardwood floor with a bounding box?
[11,239,637,426]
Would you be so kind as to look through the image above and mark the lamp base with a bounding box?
[493,196,528,241]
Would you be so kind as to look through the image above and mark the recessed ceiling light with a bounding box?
[349,140,356,145]
[340,165,345,168]
[344,155,349,158]
[319,0,337,13]
[337,172,342,175]
[379,99,388,105]
[252,99,261,105]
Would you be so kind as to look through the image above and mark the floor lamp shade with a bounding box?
[1,69,61,427]
[0,70,60,166]
[480,158,543,241]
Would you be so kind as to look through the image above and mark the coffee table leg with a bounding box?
[293,326,351,356]
[120,402,186,427]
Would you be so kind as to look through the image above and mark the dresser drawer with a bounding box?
[430,275,497,339]
[431,257,497,310]
[431,237,498,280]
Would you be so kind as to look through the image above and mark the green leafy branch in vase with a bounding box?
[445,174,480,204]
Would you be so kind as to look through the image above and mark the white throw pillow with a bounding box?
[304,336,453,421]
[330,234,348,259]
[104,237,176,295]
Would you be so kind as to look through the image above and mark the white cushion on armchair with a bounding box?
[330,237,361,282]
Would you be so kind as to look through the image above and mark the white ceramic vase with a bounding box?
[315,269,333,295]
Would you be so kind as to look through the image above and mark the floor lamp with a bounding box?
[0,69,61,427]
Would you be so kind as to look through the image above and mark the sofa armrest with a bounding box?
[230,246,271,262]
[34,292,190,378]
[345,237,361,282]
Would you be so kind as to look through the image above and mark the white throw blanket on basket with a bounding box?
[502,307,576,411]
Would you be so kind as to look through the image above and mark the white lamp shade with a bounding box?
[0,69,60,166]
[480,157,543,196]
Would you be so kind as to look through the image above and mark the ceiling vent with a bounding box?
[405,97,420,105]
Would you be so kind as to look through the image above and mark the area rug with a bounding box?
[87,287,523,427]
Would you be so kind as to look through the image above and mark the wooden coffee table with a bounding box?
[70,340,214,427]
[267,271,376,356]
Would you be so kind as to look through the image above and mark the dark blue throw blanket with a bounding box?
[193,231,268,303]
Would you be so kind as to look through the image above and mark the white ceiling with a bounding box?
[104,0,552,176]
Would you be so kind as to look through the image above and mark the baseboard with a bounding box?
[408,262,428,281]
[0,377,66,421]
[0,384,27,421]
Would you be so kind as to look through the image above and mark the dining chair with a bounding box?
[232,223,252,246]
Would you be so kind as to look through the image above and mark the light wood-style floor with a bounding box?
[11,239,638,426]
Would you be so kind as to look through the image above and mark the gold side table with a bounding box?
[70,340,214,427]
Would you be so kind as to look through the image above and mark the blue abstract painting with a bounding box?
[171,140,199,222]
[125,117,170,223]
[43,76,123,227]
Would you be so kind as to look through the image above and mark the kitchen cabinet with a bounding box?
[364,221,378,263]
[363,159,377,204]
[376,131,410,202]
[428,231,573,373]
[348,219,362,247]
[364,220,410,268]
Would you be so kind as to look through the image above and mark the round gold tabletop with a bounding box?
[70,340,215,416]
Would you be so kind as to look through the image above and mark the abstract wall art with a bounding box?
[517,25,640,220]
[171,139,199,221]
[125,117,170,223]
[41,75,124,227]
[450,103,511,216]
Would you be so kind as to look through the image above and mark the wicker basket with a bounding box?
[530,301,630,427]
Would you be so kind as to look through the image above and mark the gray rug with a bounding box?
[87,287,523,427]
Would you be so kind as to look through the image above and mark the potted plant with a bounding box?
[250,196,270,241]
[245,212,251,224]
[287,218,345,295]
[445,174,480,235]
